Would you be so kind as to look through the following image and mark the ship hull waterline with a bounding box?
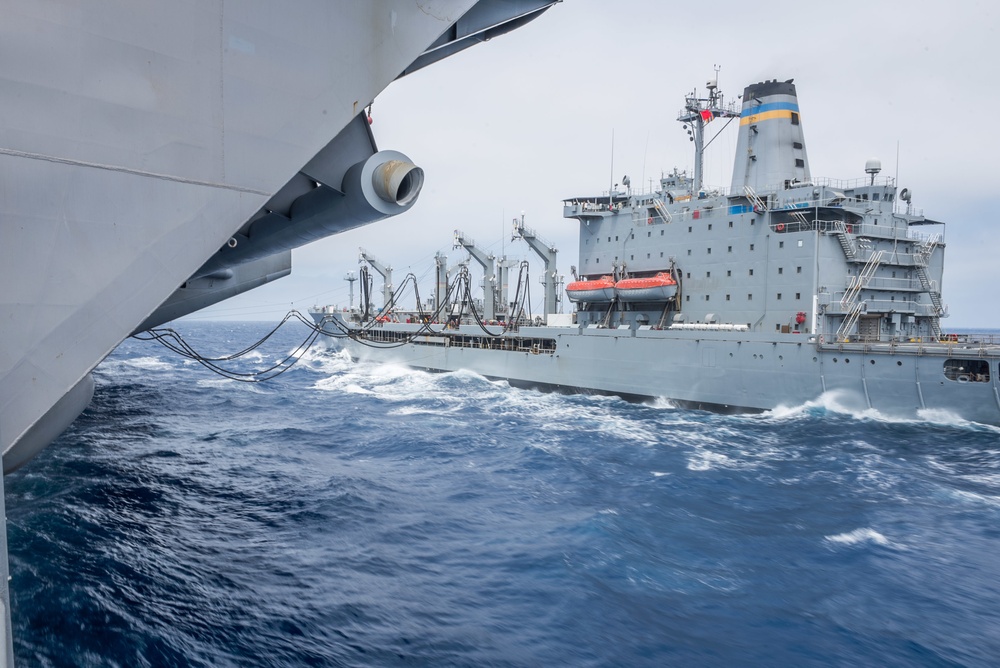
[315,319,1000,425]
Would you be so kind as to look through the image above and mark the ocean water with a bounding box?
[7,321,1000,667]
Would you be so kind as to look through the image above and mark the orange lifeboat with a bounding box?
[615,272,678,302]
[565,275,617,303]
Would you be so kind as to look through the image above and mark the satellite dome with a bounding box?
[865,158,882,175]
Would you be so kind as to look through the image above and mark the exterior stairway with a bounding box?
[915,234,944,338]
[743,185,768,213]
[833,222,858,259]
[836,250,883,341]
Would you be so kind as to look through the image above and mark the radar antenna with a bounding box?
[677,65,740,192]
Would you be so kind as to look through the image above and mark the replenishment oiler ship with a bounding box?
[312,76,1000,425]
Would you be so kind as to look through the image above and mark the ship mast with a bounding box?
[677,67,739,193]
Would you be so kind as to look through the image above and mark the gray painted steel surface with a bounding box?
[313,77,1000,427]
[0,2,558,663]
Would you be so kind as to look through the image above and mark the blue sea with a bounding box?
[7,320,1000,667]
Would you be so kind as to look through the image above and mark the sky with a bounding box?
[191,0,1000,328]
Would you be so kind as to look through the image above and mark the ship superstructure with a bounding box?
[568,77,946,345]
[312,76,1000,426]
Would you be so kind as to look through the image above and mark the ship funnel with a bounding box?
[372,159,424,206]
[730,79,810,194]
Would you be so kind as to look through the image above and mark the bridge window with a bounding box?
[943,359,990,383]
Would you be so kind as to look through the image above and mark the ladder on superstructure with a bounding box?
[832,220,858,259]
[743,185,767,213]
[653,198,672,224]
[914,234,944,339]
[836,250,883,342]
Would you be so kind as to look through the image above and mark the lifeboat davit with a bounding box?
[615,272,678,302]
[565,275,616,303]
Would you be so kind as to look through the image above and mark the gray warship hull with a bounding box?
[0,0,556,473]
[0,2,557,663]
[314,318,1000,424]
[312,75,1000,426]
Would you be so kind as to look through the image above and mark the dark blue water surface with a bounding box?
[7,321,1000,667]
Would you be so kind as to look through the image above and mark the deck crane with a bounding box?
[453,230,497,321]
[494,256,517,319]
[511,213,559,320]
[433,251,449,316]
[358,247,393,312]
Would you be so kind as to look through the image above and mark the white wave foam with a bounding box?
[194,377,270,393]
[240,350,265,365]
[949,488,1000,508]
[763,389,998,429]
[332,382,375,396]
[300,347,354,376]
[686,449,733,471]
[915,408,1000,433]
[123,356,174,371]
[824,528,891,547]
[766,389,871,421]
[387,405,460,416]
[196,377,234,388]
[311,358,484,414]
